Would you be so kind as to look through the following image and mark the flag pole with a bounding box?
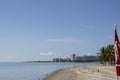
[114,24,119,80]
[114,24,117,31]
[117,76,119,80]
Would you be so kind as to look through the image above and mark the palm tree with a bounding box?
[98,44,115,65]
[106,45,115,62]
[99,47,107,65]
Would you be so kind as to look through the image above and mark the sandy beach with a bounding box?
[43,65,116,80]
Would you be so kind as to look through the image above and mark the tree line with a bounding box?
[98,44,115,65]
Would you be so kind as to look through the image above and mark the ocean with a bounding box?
[0,62,97,80]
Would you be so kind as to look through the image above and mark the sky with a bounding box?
[0,0,120,62]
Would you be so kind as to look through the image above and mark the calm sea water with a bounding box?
[0,62,97,80]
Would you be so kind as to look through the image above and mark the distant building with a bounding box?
[53,54,98,62]
[53,57,71,62]
[53,58,60,62]
[71,54,76,62]
[71,54,98,62]
[75,56,84,62]
[83,55,98,62]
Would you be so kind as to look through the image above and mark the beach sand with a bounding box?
[43,65,116,80]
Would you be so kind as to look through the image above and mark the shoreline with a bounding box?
[42,65,116,80]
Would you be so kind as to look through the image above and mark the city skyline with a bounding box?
[0,0,120,62]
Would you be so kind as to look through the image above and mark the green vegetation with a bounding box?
[98,44,115,65]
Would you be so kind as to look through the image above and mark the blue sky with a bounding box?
[0,0,120,62]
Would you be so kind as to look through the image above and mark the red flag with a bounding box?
[114,24,120,76]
